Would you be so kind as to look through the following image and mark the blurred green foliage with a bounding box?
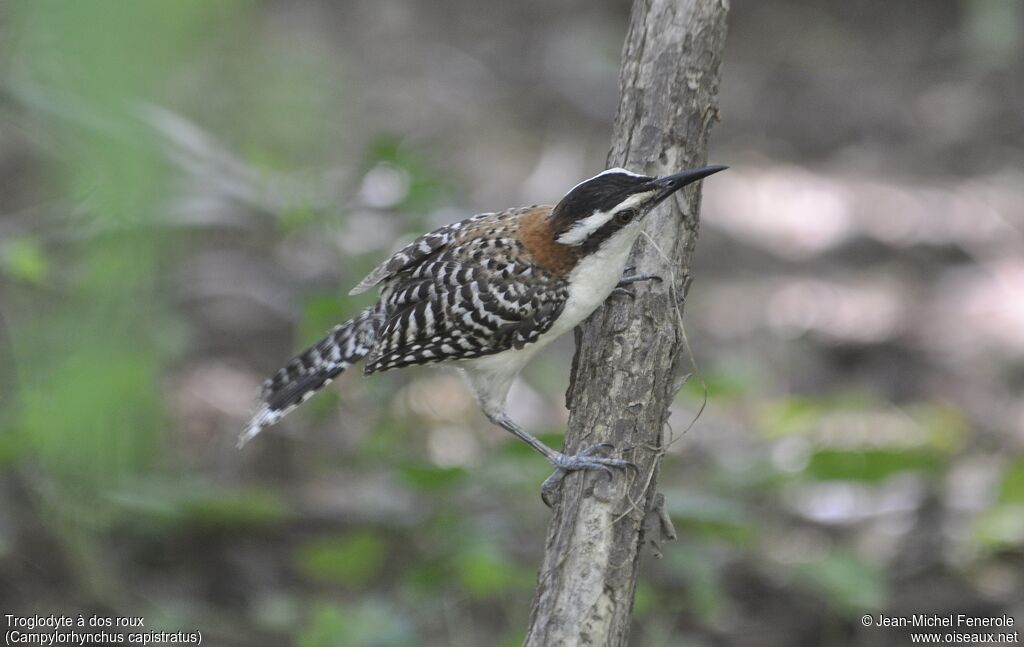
[365,135,453,213]
[21,346,162,488]
[397,463,469,491]
[998,459,1024,504]
[297,532,388,587]
[110,482,288,530]
[454,542,532,599]
[681,368,755,402]
[795,551,885,613]
[7,0,227,496]
[0,237,50,286]
[803,449,943,483]
[299,295,354,349]
[668,492,756,545]
[298,601,415,647]
[973,459,1024,549]
[759,393,875,438]
[666,543,727,622]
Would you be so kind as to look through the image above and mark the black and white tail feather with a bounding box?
[238,211,497,448]
[238,304,384,447]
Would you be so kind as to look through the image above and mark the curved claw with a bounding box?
[617,273,663,288]
[613,273,663,301]
[541,470,566,508]
[540,445,636,507]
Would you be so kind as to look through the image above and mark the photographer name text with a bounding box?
[865,614,1015,629]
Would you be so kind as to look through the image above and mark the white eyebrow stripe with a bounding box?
[565,167,646,195]
[555,192,656,245]
[616,192,654,211]
[556,210,615,245]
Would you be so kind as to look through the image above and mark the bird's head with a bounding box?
[550,165,726,252]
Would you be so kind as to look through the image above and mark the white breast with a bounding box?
[555,224,642,333]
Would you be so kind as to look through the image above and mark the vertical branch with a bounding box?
[524,1,729,645]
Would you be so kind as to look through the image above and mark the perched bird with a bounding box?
[240,165,725,504]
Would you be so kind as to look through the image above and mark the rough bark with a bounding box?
[523,1,729,645]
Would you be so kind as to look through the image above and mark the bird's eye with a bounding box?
[614,209,637,225]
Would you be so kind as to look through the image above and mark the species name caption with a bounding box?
[4,614,201,645]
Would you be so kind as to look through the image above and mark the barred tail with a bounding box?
[238,305,384,447]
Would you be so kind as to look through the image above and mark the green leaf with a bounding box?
[178,491,287,527]
[680,369,754,401]
[298,604,346,647]
[398,463,468,491]
[632,581,658,617]
[974,504,1024,548]
[21,347,162,491]
[1,237,49,285]
[455,545,527,599]
[804,449,943,483]
[295,532,387,586]
[758,393,878,438]
[998,459,1024,504]
[0,431,26,465]
[404,559,448,595]
[278,205,323,233]
[758,397,828,437]
[108,483,288,529]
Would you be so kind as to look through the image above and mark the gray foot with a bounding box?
[541,443,636,507]
[612,271,663,298]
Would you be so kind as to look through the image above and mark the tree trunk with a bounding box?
[523,1,729,645]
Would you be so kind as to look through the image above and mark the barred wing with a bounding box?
[364,260,568,373]
[349,213,492,295]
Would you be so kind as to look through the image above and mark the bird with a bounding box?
[239,164,726,504]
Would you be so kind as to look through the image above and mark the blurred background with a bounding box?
[1,1,1023,645]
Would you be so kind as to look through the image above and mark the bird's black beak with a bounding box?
[648,165,727,204]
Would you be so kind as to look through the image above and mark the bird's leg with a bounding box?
[485,411,635,507]
[612,267,663,298]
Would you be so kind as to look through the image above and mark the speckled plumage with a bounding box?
[240,165,726,504]
[364,205,572,373]
[241,205,577,444]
